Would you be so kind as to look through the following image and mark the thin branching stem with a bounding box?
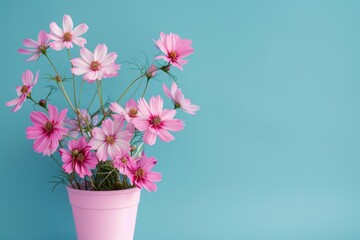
[67,49,77,108]
[96,80,106,117]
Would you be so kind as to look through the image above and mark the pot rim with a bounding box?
[66,185,140,196]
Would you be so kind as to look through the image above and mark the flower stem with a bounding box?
[67,49,77,109]
[44,53,93,136]
[96,80,106,117]
[44,53,76,111]
[142,79,150,98]
[116,65,163,103]
[78,80,85,107]
[50,154,75,188]
[28,96,47,111]
[116,75,145,103]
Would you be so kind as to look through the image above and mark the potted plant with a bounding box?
[7,14,199,240]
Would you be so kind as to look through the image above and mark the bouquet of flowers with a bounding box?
[7,14,199,192]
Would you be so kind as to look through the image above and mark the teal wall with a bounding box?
[1,0,360,239]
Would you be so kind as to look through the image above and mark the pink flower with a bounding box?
[146,64,157,79]
[26,104,68,156]
[89,118,132,161]
[132,96,184,145]
[125,153,162,192]
[71,44,120,82]
[6,70,39,112]
[113,153,134,174]
[155,32,194,70]
[163,82,200,115]
[18,30,50,61]
[48,14,88,51]
[110,99,139,123]
[59,137,98,178]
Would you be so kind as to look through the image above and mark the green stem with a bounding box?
[142,79,150,98]
[67,49,77,108]
[44,53,77,112]
[116,65,164,103]
[96,80,106,117]
[116,74,145,103]
[78,80,85,108]
[87,88,98,110]
[88,177,97,190]
[50,154,75,188]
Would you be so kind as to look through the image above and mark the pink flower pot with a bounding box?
[67,186,141,240]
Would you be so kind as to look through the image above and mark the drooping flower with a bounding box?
[113,152,134,174]
[59,137,98,178]
[89,118,132,161]
[163,82,200,115]
[26,104,68,156]
[71,44,120,82]
[125,153,161,192]
[132,96,184,145]
[65,109,98,138]
[18,30,50,61]
[146,64,157,79]
[155,32,194,70]
[48,14,88,51]
[110,99,139,123]
[6,70,39,112]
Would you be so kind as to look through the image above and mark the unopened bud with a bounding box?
[146,65,157,79]
[39,99,46,107]
[161,65,170,73]
[55,75,62,82]
[130,145,136,151]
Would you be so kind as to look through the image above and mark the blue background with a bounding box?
[1,0,360,239]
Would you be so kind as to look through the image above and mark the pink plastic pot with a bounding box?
[67,186,141,240]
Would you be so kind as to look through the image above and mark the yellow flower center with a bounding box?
[128,108,138,118]
[71,149,84,162]
[21,85,29,94]
[77,153,85,162]
[106,136,115,144]
[63,32,72,42]
[169,51,177,60]
[121,157,127,163]
[44,121,54,132]
[90,61,100,71]
[136,168,145,178]
[151,116,161,126]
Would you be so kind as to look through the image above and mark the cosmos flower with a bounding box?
[6,70,39,112]
[18,30,50,61]
[26,104,68,156]
[60,137,98,178]
[89,118,132,161]
[48,14,88,50]
[71,44,120,82]
[125,153,161,192]
[163,82,200,114]
[132,96,184,145]
[155,32,194,70]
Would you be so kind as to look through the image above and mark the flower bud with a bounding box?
[39,99,46,107]
[160,65,170,73]
[55,75,62,82]
[146,65,157,79]
[130,145,136,151]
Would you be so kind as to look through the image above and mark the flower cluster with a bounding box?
[7,14,199,192]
